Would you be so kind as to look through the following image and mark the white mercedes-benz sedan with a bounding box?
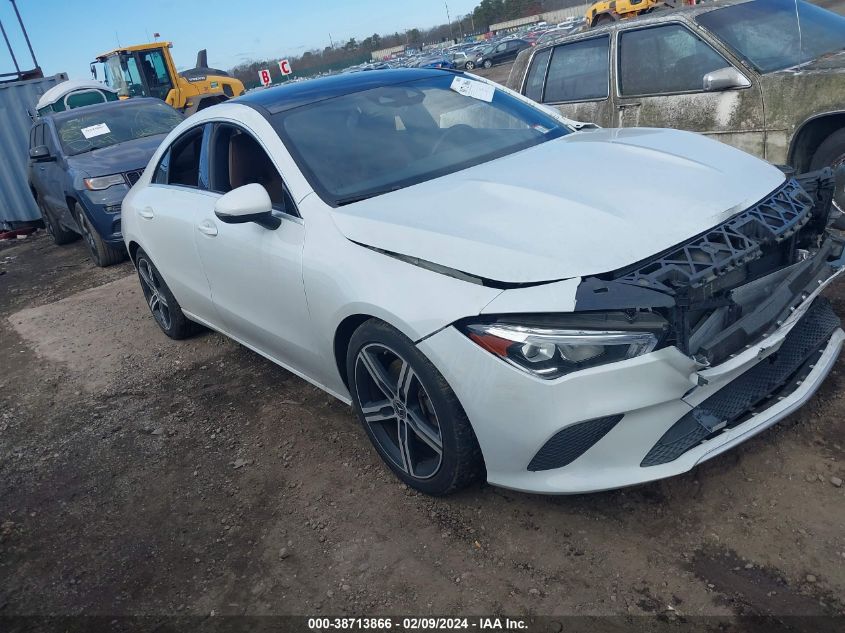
[122,68,845,495]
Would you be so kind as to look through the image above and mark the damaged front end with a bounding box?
[576,169,845,368]
[570,169,845,466]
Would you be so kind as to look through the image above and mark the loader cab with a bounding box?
[93,45,176,104]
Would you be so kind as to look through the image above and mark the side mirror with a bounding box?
[703,67,751,92]
[214,183,280,230]
[29,145,53,161]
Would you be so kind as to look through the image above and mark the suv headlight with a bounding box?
[461,312,668,380]
[84,174,126,190]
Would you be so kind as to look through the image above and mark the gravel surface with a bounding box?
[1,211,844,622]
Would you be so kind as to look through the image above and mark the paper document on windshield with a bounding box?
[450,77,495,103]
[81,123,111,139]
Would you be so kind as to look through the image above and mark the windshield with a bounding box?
[272,74,569,206]
[56,101,183,155]
[696,0,845,72]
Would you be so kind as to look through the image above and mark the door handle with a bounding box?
[197,220,218,236]
[138,207,155,219]
[617,102,642,109]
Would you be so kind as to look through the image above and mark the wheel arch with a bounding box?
[333,311,435,390]
[788,111,845,171]
[127,240,141,264]
[333,313,377,390]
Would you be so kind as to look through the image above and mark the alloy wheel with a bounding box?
[137,258,172,331]
[354,343,443,480]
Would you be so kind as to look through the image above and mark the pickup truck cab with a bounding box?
[509,0,845,179]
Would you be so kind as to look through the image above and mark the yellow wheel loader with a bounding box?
[91,42,245,115]
[585,0,666,28]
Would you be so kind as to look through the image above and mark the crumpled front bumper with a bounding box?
[418,256,845,494]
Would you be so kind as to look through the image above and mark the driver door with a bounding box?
[192,122,321,376]
[613,22,766,158]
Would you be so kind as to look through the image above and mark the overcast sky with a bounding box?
[0,0,480,79]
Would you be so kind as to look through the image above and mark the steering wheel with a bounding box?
[430,124,476,156]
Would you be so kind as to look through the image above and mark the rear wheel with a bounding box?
[74,202,124,267]
[465,60,475,70]
[347,319,484,496]
[38,199,76,245]
[135,248,199,340]
[482,59,493,69]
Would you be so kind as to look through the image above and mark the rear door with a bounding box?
[128,124,217,322]
[527,35,615,126]
[614,22,766,158]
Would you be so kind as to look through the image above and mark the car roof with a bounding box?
[236,68,450,114]
[45,97,170,123]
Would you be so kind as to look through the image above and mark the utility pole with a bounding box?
[445,2,454,42]
[329,32,334,48]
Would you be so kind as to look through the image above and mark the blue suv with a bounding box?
[28,98,182,266]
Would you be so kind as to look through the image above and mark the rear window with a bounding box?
[543,36,610,103]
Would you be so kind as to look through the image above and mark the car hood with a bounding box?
[330,128,786,284]
[66,133,167,177]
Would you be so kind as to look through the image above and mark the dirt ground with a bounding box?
[1,227,844,628]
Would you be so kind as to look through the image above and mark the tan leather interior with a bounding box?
[228,133,284,204]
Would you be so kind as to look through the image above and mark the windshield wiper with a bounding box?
[335,186,402,206]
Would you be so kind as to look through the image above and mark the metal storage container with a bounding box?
[0,73,68,229]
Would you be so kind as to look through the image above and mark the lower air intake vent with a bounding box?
[528,415,623,471]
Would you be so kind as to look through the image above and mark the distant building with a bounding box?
[490,7,584,33]
[371,45,405,61]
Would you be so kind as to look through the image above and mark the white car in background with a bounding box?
[122,69,845,495]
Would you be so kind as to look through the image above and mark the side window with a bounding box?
[207,124,297,215]
[543,36,609,103]
[496,43,506,53]
[156,126,204,187]
[138,50,174,101]
[524,48,552,101]
[619,24,729,96]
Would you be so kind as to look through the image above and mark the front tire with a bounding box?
[74,202,124,267]
[38,199,77,245]
[135,248,198,340]
[347,319,484,496]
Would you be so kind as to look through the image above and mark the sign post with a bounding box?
[258,68,272,87]
[279,59,292,80]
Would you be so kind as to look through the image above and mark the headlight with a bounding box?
[461,312,668,380]
[84,174,126,190]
